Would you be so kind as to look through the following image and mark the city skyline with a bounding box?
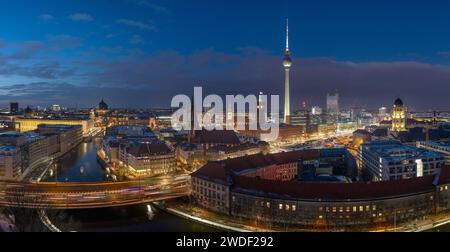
[2,1,450,235]
[2,1,450,110]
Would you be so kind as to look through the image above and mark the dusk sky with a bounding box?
[1,0,450,111]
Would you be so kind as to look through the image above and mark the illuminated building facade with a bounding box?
[326,93,340,114]
[359,140,446,181]
[191,150,450,229]
[120,141,177,177]
[391,98,406,132]
[15,117,93,137]
[0,146,21,180]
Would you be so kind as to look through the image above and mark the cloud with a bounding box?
[136,0,169,14]
[68,13,93,22]
[116,19,156,31]
[438,51,450,57]
[2,43,450,110]
[106,33,117,39]
[47,35,84,49]
[129,35,145,45]
[38,14,54,21]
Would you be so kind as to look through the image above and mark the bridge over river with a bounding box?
[0,174,191,209]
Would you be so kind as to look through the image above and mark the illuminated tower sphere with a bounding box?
[391,98,406,132]
[283,19,292,124]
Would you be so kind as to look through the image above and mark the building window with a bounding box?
[332,207,337,213]
[292,205,296,211]
[346,207,350,213]
[359,206,364,212]
[279,204,283,210]
[372,205,377,211]
[353,206,357,213]
[266,202,271,208]
[319,215,323,219]
[285,205,290,211]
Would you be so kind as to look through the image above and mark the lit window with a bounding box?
[266,202,271,208]
[279,204,283,210]
[353,206,357,213]
[285,205,290,211]
[359,206,364,212]
[446,186,449,190]
[366,205,370,211]
[339,207,343,213]
[319,215,323,219]
[372,205,377,211]
[332,207,337,213]
[292,205,296,211]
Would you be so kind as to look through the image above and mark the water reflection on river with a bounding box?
[43,139,216,232]
[43,138,108,183]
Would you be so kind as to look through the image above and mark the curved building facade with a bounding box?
[191,150,450,230]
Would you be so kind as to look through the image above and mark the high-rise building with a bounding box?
[51,104,61,112]
[311,106,322,115]
[326,93,340,114]
[360,140,446,181]
[391,98,406,132]
[378,107,388,120]
[9,102,19,114]
[283,19,292,124]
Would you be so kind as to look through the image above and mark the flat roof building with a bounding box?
[360,140,446,181]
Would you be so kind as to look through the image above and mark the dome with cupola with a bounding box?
[98,99,109,110]
[394,98,403,107]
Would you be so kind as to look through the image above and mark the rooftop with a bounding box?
[192,149,450,200]
[192,129,240,145]
[232,175,436,201]
[362,140,445,162]
[127,142,173,157]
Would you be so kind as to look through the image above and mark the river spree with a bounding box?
[43,139,216,232]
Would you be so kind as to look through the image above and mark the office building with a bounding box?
[327,93,340,114]
[360,140,446,181]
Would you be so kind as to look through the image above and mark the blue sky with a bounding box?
[1,0,450,110]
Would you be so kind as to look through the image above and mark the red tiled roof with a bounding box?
[193,149,450,200]
[191,162,228,184]
[193,129,240,145]
[128,142,172,157]
[216,150,320,173]
[353,129,371,135]
[233,175,436,200]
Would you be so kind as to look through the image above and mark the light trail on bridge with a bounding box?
[0,174,191,209]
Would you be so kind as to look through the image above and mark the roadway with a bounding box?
[0,174,191,209]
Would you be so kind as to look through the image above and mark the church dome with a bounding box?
[394,98,403,107]
[99,99,109,110]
